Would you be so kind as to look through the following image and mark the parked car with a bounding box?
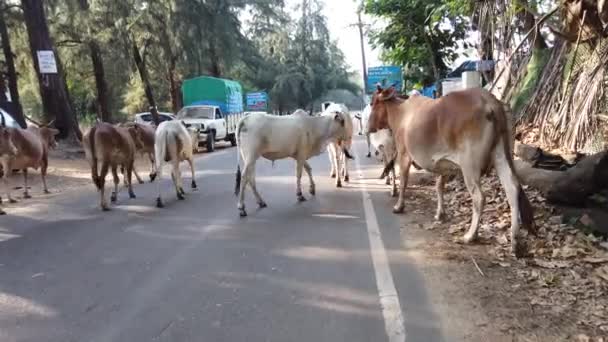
[0,108,22,128]
[133,111,175,125]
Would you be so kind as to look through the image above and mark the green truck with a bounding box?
[177,76,245,152]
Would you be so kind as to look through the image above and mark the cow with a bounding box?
[151,120,198,208]
[368,85,535,256]
[0,115,18,214]
[322,103,354,188]
[234,110,352,217]
[0,122,59,204]
[83,122,137,211]
[370,126,398,197]
[122,122,158,183]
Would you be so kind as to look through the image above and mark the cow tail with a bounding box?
[234,119,243,196]
[154,129,168,179]
[89,125,101,190]
[492,100,535,234]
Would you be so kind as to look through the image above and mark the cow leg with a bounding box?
[342,148,350,183]
[295,159,307,202]
[494,144,524,256]
[132,164,144,184]
[462,169,485,244]
[126,161,136,199]
[187,157,197,190]
[99,162,110,211]
[303,161,315,195]
[156,161,165,208]
[366,133,372,158]
[248,166,266,208]
[390,162,398,198]
[393,154,412,213]
[110,165,119,203]
[237,159,256,217]
[1,160,16,203]
[434,175,446,221]
[41,158,50,194]
[148,153,156,182]
[328,145,337,178]
[173,160,185,200]
[332,144,342,188]
[22,169,32,199]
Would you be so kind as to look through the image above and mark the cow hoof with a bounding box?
[434,212,446,222]
[462,233,477,244]
[309,187,316,196]
[191,181,197,190]
[0,197,3,204]
[9,198,17,204]
[336,182,342,188]
[156,198,164,208]
[392,205,405,214]
[44,189,51,194]
[129,191,136,199]
[102,206,111,212]
[179,187,186,195]
[239,209,248,217]
[137,179,144,185]
[344,175,349,182]
[0,210,6,215]
[366,152,371,158]
[330,174,336,179]
[258,202,267,209]
[390,190,398,198]
[149,173,157,182]
[110,193,117,203]
[297,195,307,202]
[23,193,32,199]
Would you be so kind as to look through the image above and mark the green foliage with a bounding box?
[364,0,471,85]
[510,48,551,114]
[7,0,358,121]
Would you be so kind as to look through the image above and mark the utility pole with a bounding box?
[356,10,368,97]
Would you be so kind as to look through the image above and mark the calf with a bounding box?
[234,110,351,217]
[368,86,535,256]
[152,121,198,208]
[0,124,59,203]
[83,122,137,211]
[322,103,354,188]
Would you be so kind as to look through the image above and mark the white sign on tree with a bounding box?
[37,50,58,74]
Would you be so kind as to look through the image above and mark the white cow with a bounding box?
[234,110,352,217]
[152,121,199,208]
[322,103,354,188]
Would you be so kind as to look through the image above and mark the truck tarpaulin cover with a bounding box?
[181,76,244,115]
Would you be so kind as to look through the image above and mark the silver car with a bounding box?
[133,112,175,125]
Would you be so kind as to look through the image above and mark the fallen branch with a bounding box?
[471,256,486,277]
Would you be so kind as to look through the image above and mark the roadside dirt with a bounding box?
[399,170,608,342]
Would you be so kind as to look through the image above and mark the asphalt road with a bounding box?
[0,137,445,342]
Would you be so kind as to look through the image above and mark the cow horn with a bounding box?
[45,119,56,127]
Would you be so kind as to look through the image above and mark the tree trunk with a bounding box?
[21,0,81,140]
[132,39,159,125]
[78,0,111,122]
[208,38,222,77]
[168,57,180,113]
[422,28,440,81]
[0,7,26,128]
[89,41,111,122]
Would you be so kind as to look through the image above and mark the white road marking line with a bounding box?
[354,145,406,342]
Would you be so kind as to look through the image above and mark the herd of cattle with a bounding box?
[0,86,536,256]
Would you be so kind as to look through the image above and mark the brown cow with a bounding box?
[368,86,534,256]
[83,122,137,211]
[0,124,59,204]
[120,122,157,183]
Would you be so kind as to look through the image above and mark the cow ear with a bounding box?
[380,87,396,101]
[376,83,383,92]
